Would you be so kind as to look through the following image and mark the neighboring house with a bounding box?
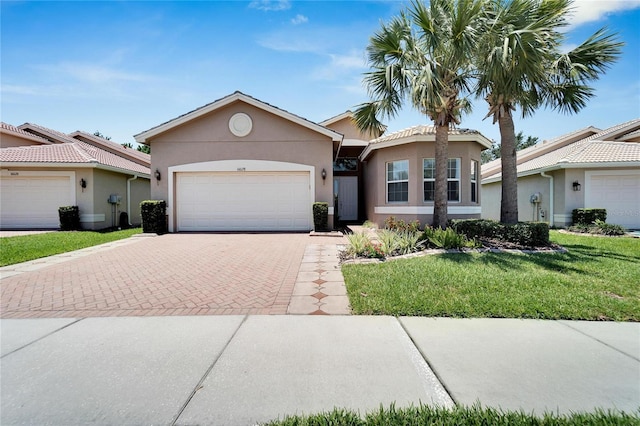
[0,122,151,230]
[481,119,640,229]
[134,91,492,232]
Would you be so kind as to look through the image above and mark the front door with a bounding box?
[335,176,358,221]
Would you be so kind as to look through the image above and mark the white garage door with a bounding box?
[0,175,73,229]
[176,171,312,231]
[586,171,640,229]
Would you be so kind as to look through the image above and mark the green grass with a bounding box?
[0,228,142,266]
[263,404,639,425]
[342,231,640,321]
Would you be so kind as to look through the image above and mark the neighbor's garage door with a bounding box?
[176,171,312,231]
[0,175,73,229]
[586,171,640,229]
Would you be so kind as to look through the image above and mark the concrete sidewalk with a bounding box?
[1,316,638,425]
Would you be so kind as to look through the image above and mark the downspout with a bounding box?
[541,171,554,227]
[127,175,138,227]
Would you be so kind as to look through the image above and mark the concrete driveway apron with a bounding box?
[0,233,346,318]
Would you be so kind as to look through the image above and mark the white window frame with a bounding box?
[470,160,478,203]
[386,160,409,203]
[423,158,435,202]
[423,158,461,202]
[447,158,461,203]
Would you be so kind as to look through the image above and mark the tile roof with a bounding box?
[0,139,150,175]
[69,130,150,166]
[18,122,78,144]
[1,122,51,144]
[369,124,482,144]
[482,119,640,181]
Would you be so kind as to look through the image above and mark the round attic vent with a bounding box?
[229,113,252,137]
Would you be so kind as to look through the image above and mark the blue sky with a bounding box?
[1,0,639,146]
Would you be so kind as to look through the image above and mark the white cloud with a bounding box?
[248,0,291,12]
[568,0,640,26]
[291,14,308,25]
[311,51,366,80]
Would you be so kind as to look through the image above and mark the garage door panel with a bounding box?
[1,176,72,229]
[176,171,312,231]
[587,173,640,229]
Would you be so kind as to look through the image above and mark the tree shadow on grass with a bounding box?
[437,241,639,276]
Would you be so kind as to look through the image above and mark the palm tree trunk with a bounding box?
[433,124,449,228]
[498,113,519,224]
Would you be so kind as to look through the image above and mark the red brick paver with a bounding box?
[1,234,343,318]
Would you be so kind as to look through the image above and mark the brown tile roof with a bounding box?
[1,139,150,175]
[482,119,640,181]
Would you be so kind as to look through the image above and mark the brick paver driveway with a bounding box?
[1,233,341,318]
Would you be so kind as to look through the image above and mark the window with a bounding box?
[387,160,409,202]
[423,158,460,202]
[423,159,435,201]
[448,158,460,202]
[470,160,478,203]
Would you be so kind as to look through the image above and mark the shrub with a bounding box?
[568,220,626,236]
[450,219,550,247]
[448,219,500,239]
[396,231,425,254]
[58,206,81,231]
[140,200,167,234]
[572,208,606,225]
[345,231,370,256]
[384,216,420,233]
[313,202,329,231]
[422,226,477,249]
[377,229,399,255]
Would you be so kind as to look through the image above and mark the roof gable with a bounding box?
[134,91,343,144]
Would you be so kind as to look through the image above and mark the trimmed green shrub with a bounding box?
[451,219,550,247]
[140,200,167,234]
[572,208,606,225]
[58,206,81,231]
[313,202,329,231]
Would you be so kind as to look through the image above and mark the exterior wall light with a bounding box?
[79,178,87,188]
[572,181,581,191]
[155,169,161,181]
[321,168,327,180]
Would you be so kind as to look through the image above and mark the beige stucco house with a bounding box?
[135,91,492,232]
[481,119,640,229]
[360,125,492,226]
[0,122,151,230]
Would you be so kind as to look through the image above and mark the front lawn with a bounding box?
[342,231,640,321]
[0,228,142,266]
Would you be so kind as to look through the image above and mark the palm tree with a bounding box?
[353,0,483,228]
[476,0,623,223]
